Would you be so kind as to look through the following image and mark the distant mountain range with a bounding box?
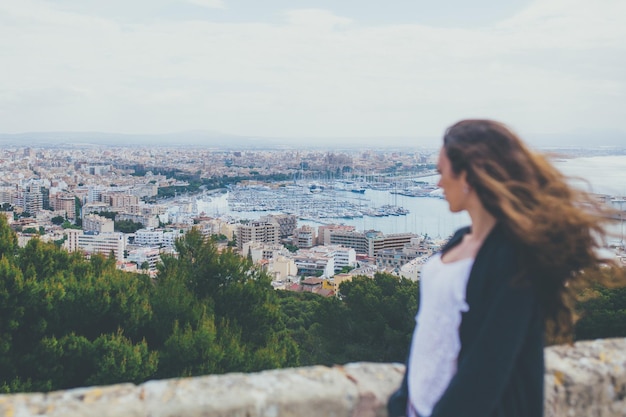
[0,129,624,150]
[0,131,264,149]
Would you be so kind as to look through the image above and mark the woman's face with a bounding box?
[437,148,469,213]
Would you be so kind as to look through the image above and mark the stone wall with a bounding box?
[1,338,625,417]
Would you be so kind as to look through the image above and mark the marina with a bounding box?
[226,182,415,222]
[196,183,470,238]
[189,155,626,242]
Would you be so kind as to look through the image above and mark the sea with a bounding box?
[196,155,626,242]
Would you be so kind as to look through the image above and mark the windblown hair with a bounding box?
[443,119,617,340]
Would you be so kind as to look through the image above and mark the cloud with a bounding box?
[282,9,352,27]
[497,0,626,50]
[183,0,225,9]
[0,0,623,140]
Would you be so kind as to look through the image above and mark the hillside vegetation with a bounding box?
[0,216,417,393]
[0,215,623,393]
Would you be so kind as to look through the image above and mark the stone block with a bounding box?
[143,365,358,417]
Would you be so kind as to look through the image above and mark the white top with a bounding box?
[407,253,474,417]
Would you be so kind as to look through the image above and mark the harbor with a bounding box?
[190,154,626,242]
[196,182,471,238]
[226,183,413,221]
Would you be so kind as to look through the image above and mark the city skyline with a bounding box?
[1,0,625,147]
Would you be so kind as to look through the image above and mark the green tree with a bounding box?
[51,216,65,225]
[1,209,428,393]
[159,229,298,371]
[0,215,17,258]
[575,285,626,340]
[87,331,158,386]
[114,219,144,233]
[335,273,418,363]
[158,316,223,378]
[95,211,116,220]
[74,197,82,221]
[62,220,81,229]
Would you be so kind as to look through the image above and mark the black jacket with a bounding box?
[388,224,544,417]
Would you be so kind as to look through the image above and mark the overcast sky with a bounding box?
[0,0,624,144]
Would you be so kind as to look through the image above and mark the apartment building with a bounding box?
[317,224,356,246]
[399,255,430,281]
[116,212,159,228]
[293,225,316,248]
[327,229,370,255]
[0,186,13,205]
[130,183,158,198]
[18,181,45,215]
[292,249,335,278]
[133,228,180,247]
[82,213,114,233]
[270,255,299,281]
[64,230,125,261]
[369,232,417,257]
[194,219,230,240]
[241,241,286,263]
[327,273,353,295]
[82,202,112,216]
[325,245,357,272]
[162,230,179,247]
[302,245,356,274]
[134,229,164,246]
[107,193,140,209]
[236,221,279,251]
[127,247,161,270]
[87,186,104,203]
[259,214,297,238]
[50,193,76,220]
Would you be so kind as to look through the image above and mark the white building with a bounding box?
[51,193,77,220]
[117,213,159,229]
[399,255,432,281]
[294,225,316,248]
[324,245,357,272]
[0,186,13,205]
[134,228,181,248]
[163,230,179,247]
[270,255,299,281]
[64,230,126,261]
[134,229,164,246]
[82,202,112,216]
[259,214,297,238]
[236,221,280,251]
[305,245,356,274]
[23,182,43,215]
[242,241,287,263]
[127,247,161,270]
[83,214,114,233]
[131,183,158,198]
[293,249,335,278]
[87,186,104,203]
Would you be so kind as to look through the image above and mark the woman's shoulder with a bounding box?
[473,225,524,283]
[443,224,518,266]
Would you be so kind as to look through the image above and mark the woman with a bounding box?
[387,119,614,417]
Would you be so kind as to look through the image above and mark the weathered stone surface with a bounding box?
[0,384,141,417]
[1,339,625,417]
[142,366,358,417]
[544,338,626,417]
[340,362,405,417]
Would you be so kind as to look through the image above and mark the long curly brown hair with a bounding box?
[443,119,618,340]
